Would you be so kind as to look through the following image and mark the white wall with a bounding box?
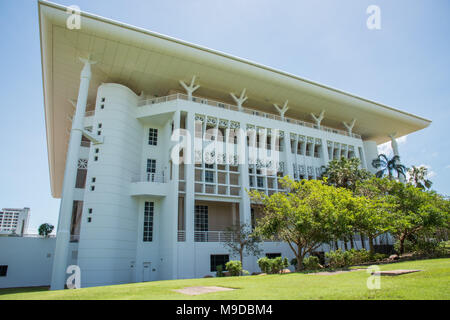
[0,237,55,288]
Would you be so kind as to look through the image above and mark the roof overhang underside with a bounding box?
[38,1,431,198]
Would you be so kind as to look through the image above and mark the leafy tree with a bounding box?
[372,154,407,180]
[323,157,372,191]
[249,177,352,271]
[323,157,373,248]
[387,181,449,255]
[353,177,395,254]
[223,223,262,269]
[38,223,54,237]
[408,165,433,190]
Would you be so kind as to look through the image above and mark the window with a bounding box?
[195,205,208,241]
[75,168,87,189]
[148,128,158,146]
[195,205,208,232]
[143,202,154,242]
[266,253,281,259]
[0,265,7,277]
[210,255,229,272]
[146,159,156,181]
[205,171,214,183]
[257,176,264,188]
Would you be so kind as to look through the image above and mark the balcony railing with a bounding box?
[85,110,95,117]
[138,93,362,139]
[194,230,234,242]
[177,230,186,242]
[131,172,167,183]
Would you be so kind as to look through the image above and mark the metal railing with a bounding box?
[177,230,186,242]
[194,230,234,242]
[70,234,80,242]
[131,172,167,183]
[80,141,91,147]
[138,93,362,139]
[85,110,95,117]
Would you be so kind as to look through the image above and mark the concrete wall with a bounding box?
[0,237,55,288]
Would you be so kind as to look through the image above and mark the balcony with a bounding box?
[138,93,362,139]
[129,172,169,197]
[194,230,234,242]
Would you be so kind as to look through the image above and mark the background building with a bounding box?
[0,208,30,236]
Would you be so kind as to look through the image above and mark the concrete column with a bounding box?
[238,123,251,226]
[170,110,181,278]
[51,58,95,290]
[363,140,379,174]
[184,112,195,243]
[283,132,294,179]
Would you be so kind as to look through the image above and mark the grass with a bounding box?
[0,258,449,300]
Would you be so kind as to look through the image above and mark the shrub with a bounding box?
[257,257,272,274]
[216,264,224,277]
[303,256,320,270]
[257,257,290,274]
[225,260,242,276]
[326,249,350,268]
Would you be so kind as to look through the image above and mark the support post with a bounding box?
[50,57,96,290]
[273,100,289,120]
[311,110,325,128]
[343,119,356,135]
[179,76,200,100]
[230,89,248,111]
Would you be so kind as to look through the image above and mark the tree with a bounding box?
[387,181,449,255]
[323,157,372,191]
[372,154,407,180]
[38,223,54,237]
[408,165,433,190]
[323,157,373,249]
[354,177,395,254]
[223,223,262,270]
[249,177,352,271]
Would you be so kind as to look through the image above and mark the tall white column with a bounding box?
[184,112,195,243]
[51,58,95,290]
[363,140,379,174]
[238,123,251,225]
[283,132,294,179]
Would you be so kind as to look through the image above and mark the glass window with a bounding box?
[143,202,154,242]
[210,255,229,272]
[148,128,158,146]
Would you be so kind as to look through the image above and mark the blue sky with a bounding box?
[0,0,449,233]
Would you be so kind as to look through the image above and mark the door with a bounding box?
[143,262,152,282]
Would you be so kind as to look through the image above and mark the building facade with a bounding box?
[38,1,431,289]
[0,208,30,236]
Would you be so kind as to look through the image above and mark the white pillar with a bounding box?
[363,140,379,174]
[238,123,251,226]
[51,58,95,290]
[389,133,400,157]
[184,112,195,243]
[283,132,294,178]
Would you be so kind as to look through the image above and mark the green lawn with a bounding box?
[1,258,449,300]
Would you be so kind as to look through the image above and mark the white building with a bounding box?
[0,208,30,236]
[37,1,431,289]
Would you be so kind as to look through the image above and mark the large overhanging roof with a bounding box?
[38,0,431,198]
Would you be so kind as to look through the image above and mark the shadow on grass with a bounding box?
[0,286,49,296]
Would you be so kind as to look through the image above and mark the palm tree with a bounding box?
[372,154,407,180]
[408,165,432,189]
